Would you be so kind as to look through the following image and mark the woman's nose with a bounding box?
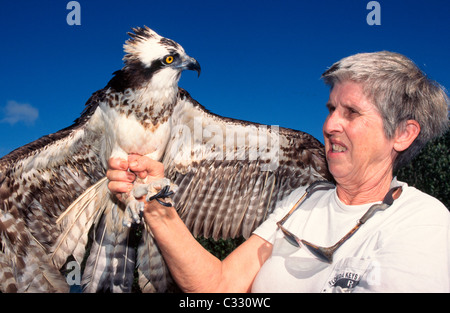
[323,110,343,136]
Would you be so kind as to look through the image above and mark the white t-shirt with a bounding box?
[252,180,450,293]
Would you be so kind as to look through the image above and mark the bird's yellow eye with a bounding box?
[165,56,174,64]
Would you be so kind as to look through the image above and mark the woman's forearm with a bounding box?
[143,203,225,292]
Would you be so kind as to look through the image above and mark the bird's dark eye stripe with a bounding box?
[147,60,165,74]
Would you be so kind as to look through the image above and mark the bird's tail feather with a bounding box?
[81,212,112,292]
[51,175,175,293]
[110,223,137,292]
[82,202,136,292]
[137,225,175,292]
[51,177,110,269]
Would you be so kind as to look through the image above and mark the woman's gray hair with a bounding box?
[321,51,449,171]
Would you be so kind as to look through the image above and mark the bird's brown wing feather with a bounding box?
[0,91,107,292]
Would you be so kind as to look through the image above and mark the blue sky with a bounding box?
[1,0,449,157]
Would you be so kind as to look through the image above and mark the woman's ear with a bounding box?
[393,120,421,152]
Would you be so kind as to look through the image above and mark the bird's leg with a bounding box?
[122,177,178,227]
[120,183,144,228]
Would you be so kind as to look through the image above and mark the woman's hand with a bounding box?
[106,155,165,200]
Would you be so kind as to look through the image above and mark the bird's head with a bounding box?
[109,26,200,105]
[124,27,200,76]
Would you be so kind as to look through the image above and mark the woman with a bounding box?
[107,51,449,292]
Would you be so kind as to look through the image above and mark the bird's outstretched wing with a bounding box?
[0,91,107,292]
[163,89,331,240]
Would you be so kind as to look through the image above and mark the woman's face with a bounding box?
[323,81,397,187]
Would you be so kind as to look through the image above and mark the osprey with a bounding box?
[0,27,330,293]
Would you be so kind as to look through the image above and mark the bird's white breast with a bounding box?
[101,103,172,161]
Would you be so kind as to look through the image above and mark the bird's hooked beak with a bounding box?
[176,55,201,77]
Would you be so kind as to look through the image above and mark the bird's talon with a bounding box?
[122,219,132,228]
[147,184,176,207]
[124,198,145,227]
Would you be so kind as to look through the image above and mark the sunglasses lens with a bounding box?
[278,226,301,248]
[301,240,332,263]
[278,224,332,262]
